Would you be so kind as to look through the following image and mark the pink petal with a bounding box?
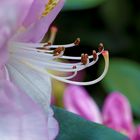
[23,0,49,27]
[63,85,102,123]
[0,0,33,66]
[17,0,65,43]
[0,67,9,80]
[133,126,140,140]
[102,92,134,137]
[0,0,33,46]
[48,108,59,140]
[0,80,59,140]
[0,47,8,67]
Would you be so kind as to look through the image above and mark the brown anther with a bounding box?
[53,47,65,56]
[93,50,97,61]
[55,52,59,56]
[47,41,52,46]
[74,38,80,46]
[72,65,77,69]
[37,41,53,51]
[98,43,104,52]
[43,42,52,47]
[81,53,89,65]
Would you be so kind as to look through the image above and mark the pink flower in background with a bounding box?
[133,126,140,140]
[64,85,140,140]
[63,85,102,123]
[102,93,134,139]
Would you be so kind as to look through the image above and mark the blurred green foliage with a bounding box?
[64,0,105,10]
[53,0,140,122]
[102,59,140,117]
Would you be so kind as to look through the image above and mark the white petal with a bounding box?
[6,59,52,113]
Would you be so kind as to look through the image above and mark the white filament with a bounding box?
[8,40,108,86]
[19,53,109,86]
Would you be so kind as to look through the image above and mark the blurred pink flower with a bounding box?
[63,85,102,123]
[63,85,140,140]
[102,93,134,139]
[133,126,140,140]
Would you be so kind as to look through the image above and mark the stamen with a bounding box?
[74,38,80,46]
[98,43,104,53]
[10,45,99,73]
[61,71,78,80]
[81,53,89,65]
[36,47,49,51]
[10,45,98,62]
[43,38,80,49]
[10,42,100,62]
[18,50,109,86]
[93,50,97,61]
[48,51,109,85]
[48,26,58,44]
[19,56,98,72]
[11,38,80,50]
[10,38,109,86]
[53,47,65,57]
[43,42,52,47]
[11,45,53,53]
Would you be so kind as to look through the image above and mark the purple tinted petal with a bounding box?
[23,0,49,27]
[0,67,9,80]
[0,68,4,79]
[0,80,59,140]
[102,92,134,137]
[48,108,59,140]
[0,47,8,67]
[17,0,65,43]
[63,85,102,123]
[0,24,11,65]
[0,0,33,48]
[0,0,33,66]
[133,126,140,140]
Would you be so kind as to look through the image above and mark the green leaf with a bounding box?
[64,0,105,10]
[101,59,140,117]
[53,107,129,140]
[100,0,132,31]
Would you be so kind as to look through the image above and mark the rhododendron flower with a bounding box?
[1,0,65,139]
[0,0,109,139]
[63,85,102,123]
[64,86,140,140]
[1,0,109,106]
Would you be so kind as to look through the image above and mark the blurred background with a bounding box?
[51,0,140,125]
